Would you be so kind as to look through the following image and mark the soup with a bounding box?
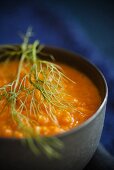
[0,60,101,138]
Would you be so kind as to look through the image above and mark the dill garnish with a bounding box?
[0,28,76,158]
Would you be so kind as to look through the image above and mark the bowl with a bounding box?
[0,46,108,170]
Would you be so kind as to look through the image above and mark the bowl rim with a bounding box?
[0,45,108,140]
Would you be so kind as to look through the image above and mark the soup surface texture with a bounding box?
[0,60,101,138]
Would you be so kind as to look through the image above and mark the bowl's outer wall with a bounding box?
[0,106,106,170]
[0,46,107,170]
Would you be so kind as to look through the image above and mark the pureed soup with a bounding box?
[0,59,101,138]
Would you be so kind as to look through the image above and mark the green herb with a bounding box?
[0,28,76,158]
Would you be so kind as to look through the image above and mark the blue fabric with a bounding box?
[0,0,114,156]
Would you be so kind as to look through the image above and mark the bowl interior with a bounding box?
[43,46,107,103]
[0,45,108,140]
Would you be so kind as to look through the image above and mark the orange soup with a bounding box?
[0,60,101,138]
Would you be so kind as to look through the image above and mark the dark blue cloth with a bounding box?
[0,0,114,158]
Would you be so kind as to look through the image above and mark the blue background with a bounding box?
[0,0,114,155]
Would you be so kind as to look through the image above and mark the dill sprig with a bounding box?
[0,28,76,158]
